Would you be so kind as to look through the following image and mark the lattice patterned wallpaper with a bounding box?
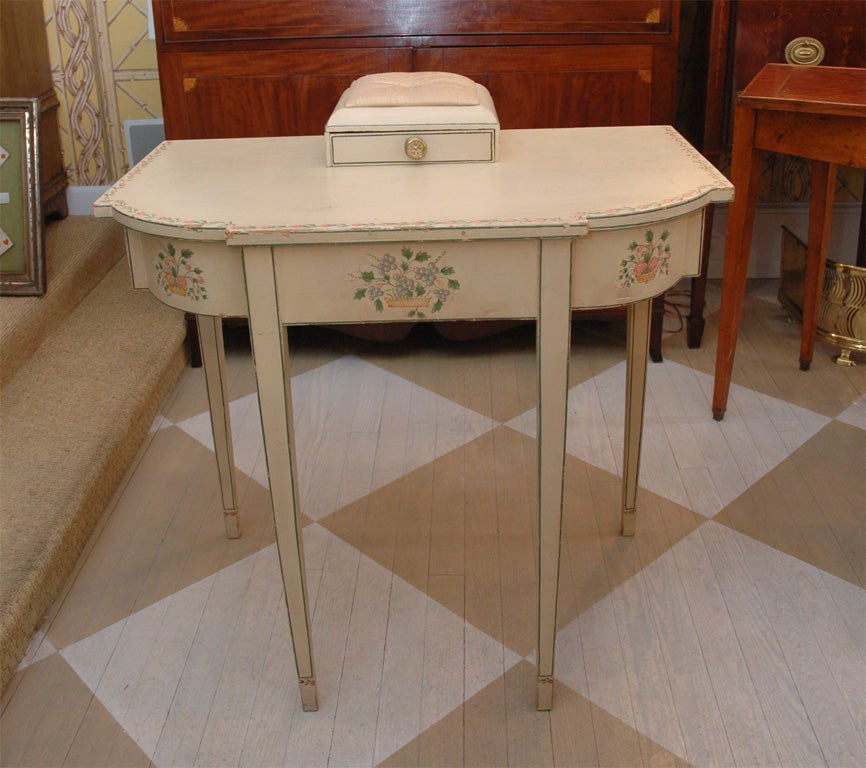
[42,0,162,185]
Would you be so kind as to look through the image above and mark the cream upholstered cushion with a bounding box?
[344,72,481,107]
[326,74,498,129]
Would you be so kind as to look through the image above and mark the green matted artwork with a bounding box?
[0,96,44,295]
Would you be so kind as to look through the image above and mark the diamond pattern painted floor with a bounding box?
[3,282,864,767]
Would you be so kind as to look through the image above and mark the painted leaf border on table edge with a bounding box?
[93,127,732,240]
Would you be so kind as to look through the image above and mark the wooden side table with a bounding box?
[712,64,866,420]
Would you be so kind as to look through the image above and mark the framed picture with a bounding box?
[0,96,45,295]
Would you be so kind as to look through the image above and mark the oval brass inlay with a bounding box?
[404,136,428,161]
[785,37,825,66]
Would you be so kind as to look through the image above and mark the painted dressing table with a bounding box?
[94,126,732,712]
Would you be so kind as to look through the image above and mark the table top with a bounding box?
[94,126,732,245]
[739,64,866,118]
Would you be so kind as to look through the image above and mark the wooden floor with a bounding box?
[2,280,864,768]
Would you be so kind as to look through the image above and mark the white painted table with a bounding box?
[94,126,732,712]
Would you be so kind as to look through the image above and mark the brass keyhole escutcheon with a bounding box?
[405,137,428,160]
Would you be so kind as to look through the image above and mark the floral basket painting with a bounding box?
[156,242,207,300]
[619,229,671,288]
[351,246,460,318]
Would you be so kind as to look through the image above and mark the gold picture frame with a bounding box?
[0,96,45,295]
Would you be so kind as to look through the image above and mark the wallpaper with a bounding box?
[42,0,161,185]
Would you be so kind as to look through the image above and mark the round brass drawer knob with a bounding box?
[785,37,825,66]
[405,136,428,160]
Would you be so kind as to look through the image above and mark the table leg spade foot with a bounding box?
[621,507,636,537]
[299,678,318,712]
[537,675,554,711]
[223,510,240,539]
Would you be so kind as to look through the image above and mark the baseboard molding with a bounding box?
[66,185,111,216]
[707,201,862,279]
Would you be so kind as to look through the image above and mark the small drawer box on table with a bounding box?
[325,72,500,166]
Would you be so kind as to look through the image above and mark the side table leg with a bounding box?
[243,247,317,712]
[621,299,652,537]
[687,203,715,349]
[649,294,665,363]
[187,314,202,367]
[712,104,762,421]
[799,161,837,371]
[196,315,240,539]
[536,239,573,711]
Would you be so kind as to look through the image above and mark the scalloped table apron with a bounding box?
[94,126,733,712]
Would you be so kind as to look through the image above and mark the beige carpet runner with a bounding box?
[0,215,187,693]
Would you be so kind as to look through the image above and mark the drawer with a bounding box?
[327,129,497,166]
[570,209,706,309]
[272,239,538,325]
[126,231,249,317]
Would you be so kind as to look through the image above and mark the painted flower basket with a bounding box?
[156,242,208,301]
[352,246,459,318]
[619,229,671,288]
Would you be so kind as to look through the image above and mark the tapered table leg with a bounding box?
[687,204,715,349]
[649,294,665,363]
[243,247,317,712]
[621,299,652,537]
[196,314,240,538]
[799,160,837,371]
[712,104,763,421]
[536,239,573,711]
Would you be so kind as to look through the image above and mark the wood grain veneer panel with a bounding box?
[160,48,412,138]
[159,0,674,42]
[415,45,656,128]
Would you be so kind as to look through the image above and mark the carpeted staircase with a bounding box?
[0,215,188,694]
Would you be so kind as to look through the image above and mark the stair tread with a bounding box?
[0,216,123,388]
[0,240,187,694]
